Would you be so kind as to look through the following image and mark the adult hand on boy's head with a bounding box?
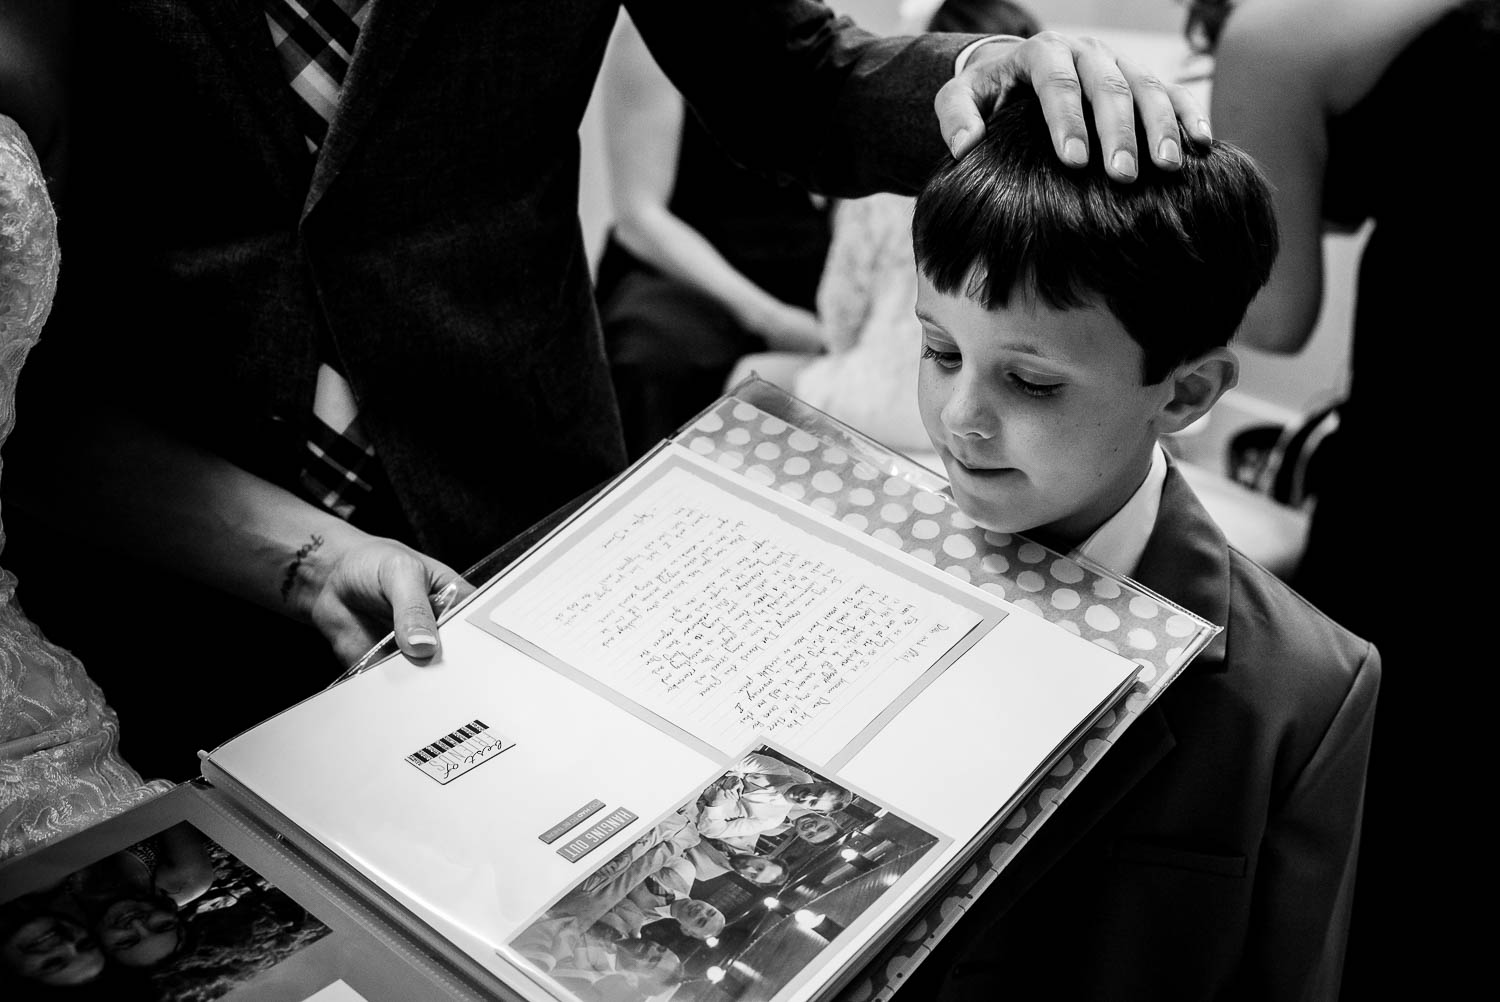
[938,31,1211,180]
[305,535,473,667]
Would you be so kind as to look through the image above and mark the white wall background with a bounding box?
[576,0,1359,458]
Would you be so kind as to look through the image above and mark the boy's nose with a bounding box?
[942,380,998,439]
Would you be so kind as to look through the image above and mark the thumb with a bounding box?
[936,37,1023,158]
[378,552,451,661]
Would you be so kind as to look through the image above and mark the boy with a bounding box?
[899,89,1379,1000]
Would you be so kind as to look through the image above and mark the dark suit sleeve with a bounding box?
[624,0,974,196]
[1238,642,1380,1001]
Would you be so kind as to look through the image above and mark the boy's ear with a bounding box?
[1157,348,1238,434]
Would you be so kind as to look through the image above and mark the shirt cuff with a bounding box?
[954,34,1023,75]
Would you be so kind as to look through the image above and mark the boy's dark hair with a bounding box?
[912,87,1278,384]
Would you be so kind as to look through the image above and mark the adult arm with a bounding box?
[603,13,821,353]
[624,0,1208,195]
[695,799,788,840]
[734,750,813,786]
[1214,0,1458,353]
[1212,0,1338,353]
[6,410,469,667]
[1237,644,1379,999]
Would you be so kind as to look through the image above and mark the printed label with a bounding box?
[556,807,637,862]
[405,719,513,785]
[539,799,607,845]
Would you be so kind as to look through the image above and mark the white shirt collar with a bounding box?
[1069,443,1168,578]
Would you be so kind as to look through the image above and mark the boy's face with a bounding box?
[916,275,1173,546]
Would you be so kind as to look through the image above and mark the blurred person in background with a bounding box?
[1194,0,1497,993]
[727,0,1043,460]
[595,11,834,459]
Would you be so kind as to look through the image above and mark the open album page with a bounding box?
[205,445,1137,1002]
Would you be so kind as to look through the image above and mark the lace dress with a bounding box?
[0,114,169,861]
[793,193,934,457]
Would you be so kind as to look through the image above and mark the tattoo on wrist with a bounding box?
[280,533,325,604]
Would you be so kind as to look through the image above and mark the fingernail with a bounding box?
[949,128,972,157]
[1195,118,1213,140]
[1063,137,1088,165]
[408,631,437,651]
[1111,150,1137,177]
[1158,137,1180,165]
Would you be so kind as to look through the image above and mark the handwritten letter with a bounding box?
[490,462,981,761]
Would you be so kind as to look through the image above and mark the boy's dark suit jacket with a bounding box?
[17,0,967,567]
[905,462,1379,1001]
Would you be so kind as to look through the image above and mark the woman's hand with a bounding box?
[294,532,473,667]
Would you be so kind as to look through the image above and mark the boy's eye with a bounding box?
[920,343,961,369]
[1010,373,1063,398]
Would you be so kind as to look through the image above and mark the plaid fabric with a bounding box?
[266,0,382,522]
[301,384,377,520]
[265,0,372,152]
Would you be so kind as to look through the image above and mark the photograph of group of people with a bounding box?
[0,821,332,999]
[512,745,940,1002]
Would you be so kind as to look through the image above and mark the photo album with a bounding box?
[0,381,1218,1002]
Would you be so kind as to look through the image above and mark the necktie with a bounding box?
[265,0,371,152]
[265,0,379,522]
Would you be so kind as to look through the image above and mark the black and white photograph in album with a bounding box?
[512,745,941,1002]
[0,820,332,1000]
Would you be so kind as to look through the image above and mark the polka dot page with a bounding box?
[675,395,1218,1002]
